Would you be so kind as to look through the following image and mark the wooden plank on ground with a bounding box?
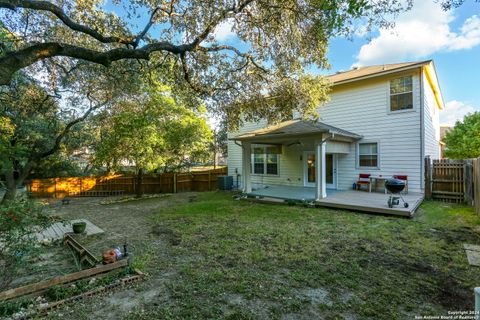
[0,259,128,301]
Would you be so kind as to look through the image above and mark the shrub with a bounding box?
[0,199,51,290]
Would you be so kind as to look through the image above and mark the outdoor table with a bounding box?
[369,176,392,193]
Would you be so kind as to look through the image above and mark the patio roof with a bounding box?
[230,119,362,143]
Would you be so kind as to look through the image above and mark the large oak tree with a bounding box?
[0,0,413,126]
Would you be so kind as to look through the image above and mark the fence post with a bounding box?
[173,173,177,193]
[80,177,83,196]
[424,156,432,199]
[208,171,211,191]
[464,160,473,205]
[474,158,480,215]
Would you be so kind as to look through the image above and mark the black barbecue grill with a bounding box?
[385,178,409,208]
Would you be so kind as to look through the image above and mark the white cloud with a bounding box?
[213,19,236,41]
[440,100,477,126]
[354,0,480,66]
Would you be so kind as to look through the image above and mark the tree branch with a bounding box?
[39,100,106,159]
[199,45,268,73]
[0,0,134,45]
[133,7,161,48]
[0,0,256,85]
[0,41,191,85]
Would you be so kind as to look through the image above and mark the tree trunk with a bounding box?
[135,168,144,198]
[1,161,35,204]
[2,171,18,204]
[2,185,17,204]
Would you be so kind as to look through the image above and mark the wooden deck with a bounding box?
[35,219,105,242]
[247,185,423,217]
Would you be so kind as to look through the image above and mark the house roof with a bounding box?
[327,60,432,85]
[326,60,445,110]
[440,126,453,140]
[231,119,362,142]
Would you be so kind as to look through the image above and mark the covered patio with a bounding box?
[246,185,423,217]
[231,119,362,201]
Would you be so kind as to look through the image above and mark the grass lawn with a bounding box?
[42,192,480,320]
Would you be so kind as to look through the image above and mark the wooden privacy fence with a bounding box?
[424,157,475,204]
[27,167,228,198]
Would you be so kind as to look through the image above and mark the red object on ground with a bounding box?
[102,249,117,264]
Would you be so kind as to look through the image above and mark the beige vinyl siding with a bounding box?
[228,70,430,193]
[227,121,267,188]
[227,121,306,187]
[320,72,422,192]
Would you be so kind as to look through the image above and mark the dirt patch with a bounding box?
[223,293,278,319]
[151,225,182,246]
[426,226,480,245]
[350,237,476,311]
[300,288,332,307]
[435,277,474,310]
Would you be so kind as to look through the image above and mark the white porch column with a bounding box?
[315,138,327,200]
[242,141,252,193]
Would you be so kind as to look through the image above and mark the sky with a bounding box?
[215,0,480,126]
[323,0,480,127]
[106,0,480,127]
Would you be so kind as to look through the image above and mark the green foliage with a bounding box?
[0,75,60,174]
[93,83,213,172]
[30,154,84,179]
[0,298,32,317]
[443,112,480,159]
[0,0,415,127]
[226,73,332,129]
[0,199,51,290]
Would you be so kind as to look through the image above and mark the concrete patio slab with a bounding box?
[464,244,480,252]
[466,250,480,267]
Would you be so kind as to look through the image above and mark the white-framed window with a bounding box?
[251,146,279,175]
[390,76,413,111]
[358,142,378,168]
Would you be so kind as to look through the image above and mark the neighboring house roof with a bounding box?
[440,126,453,141]
[231,119,362,142]
[327,60,445,110]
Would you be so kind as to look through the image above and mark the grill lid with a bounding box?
[385,178,405,186]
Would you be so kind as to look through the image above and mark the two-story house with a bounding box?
[227,60,443,204]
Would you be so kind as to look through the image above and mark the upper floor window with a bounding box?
[358,142,378,168]
[390,76,413,111]
[252,146,279,175]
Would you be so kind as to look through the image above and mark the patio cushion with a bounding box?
[357,174,371,183]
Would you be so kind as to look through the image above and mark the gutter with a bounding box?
[230,130,362,142]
